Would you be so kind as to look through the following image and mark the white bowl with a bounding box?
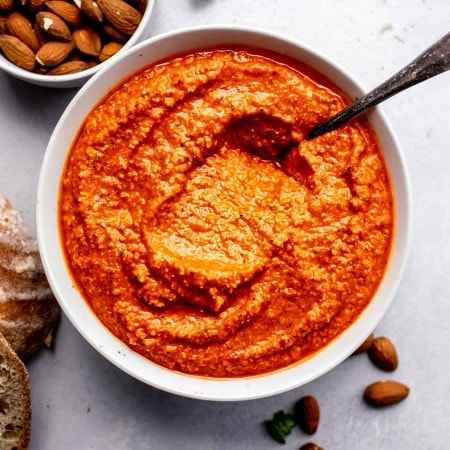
[0,0,155,88]
[37,25,412,401]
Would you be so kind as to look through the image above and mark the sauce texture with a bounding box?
[59,48,394,377]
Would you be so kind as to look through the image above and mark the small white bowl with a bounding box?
[0,0,155,88]
[37,25,412,401]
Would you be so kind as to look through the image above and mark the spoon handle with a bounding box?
[307,30,450,139]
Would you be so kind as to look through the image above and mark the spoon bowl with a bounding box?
[37,25,412,400]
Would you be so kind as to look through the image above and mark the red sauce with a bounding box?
[59,47,393,377]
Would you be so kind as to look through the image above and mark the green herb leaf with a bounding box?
[264,410,296,444]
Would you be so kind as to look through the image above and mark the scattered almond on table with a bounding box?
[354,332,408,407]
[264,332,410,448]
[364,380,410,407]
[299,444,323,450]
[293,395,320,435]
[0,0,146,75]
[368,336,399,371]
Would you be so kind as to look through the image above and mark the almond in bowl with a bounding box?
[37,26,412,400]
[0,0,155,88]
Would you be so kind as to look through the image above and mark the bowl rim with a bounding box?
[37,24,412,401]
[0,0,155,87]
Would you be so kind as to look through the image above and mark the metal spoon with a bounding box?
[307,30,450,140]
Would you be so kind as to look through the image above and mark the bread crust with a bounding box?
[0,331,31,450]
[0,194,60,360]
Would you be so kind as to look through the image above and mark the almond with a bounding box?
[99,41,122,62]
[33,20,47,46]
[100,22,128,44]
[36,39,75,67]
[48,59,91,75]
[0,15,8,34]
[46,1,83,26]
[36,11,72,41]
[78,0,103,24]
[300,444,323,450]
[293,395,320,435]
[97,0,141,36]
[27,0,46,13]
[0,34,35,71]
[0,0,139,76]
[6,12,41,52]
[73,27,100,56]
[352,332,375,356]
[0,0,13,12]
[364,380,409,407]
[67,52,98,67]
[368,336,398,371]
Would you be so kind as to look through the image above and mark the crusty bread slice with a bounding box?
[0,194,60,360]
[0,331,31,450]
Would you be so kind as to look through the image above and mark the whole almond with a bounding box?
[67,52,98,67]
[300,444,323,450]
[6,12,41,52]
[73,27,100,56]
[33,20,47,47]
[294,395,320,435]
[36,39,75,67]
[352,332,375,356]
[99,41,122,62]
[0,0,13,11]
[368,336,398,371]
[364,380,409,407]
[0,34,35,70]
[36,11,72,41]
[97,0,141,36]
[46,1,83,26]
[78,0,103,24]
[100,22,128,44]
[27,0,46,13]
[0,15,7,34]
[48,59,91,75]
